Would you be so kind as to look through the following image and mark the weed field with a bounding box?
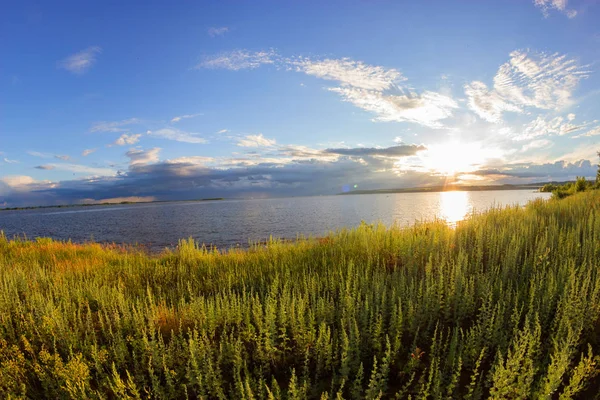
[1,191,600,399]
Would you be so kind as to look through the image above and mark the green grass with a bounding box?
[1,191,600,399]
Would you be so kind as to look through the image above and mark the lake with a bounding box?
[0,190,550,252]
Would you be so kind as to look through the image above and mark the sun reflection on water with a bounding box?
[439,191,471,225]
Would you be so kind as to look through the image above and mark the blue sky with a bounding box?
[2,0,600,206]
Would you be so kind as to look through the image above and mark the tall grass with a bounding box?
[1,191,600,399]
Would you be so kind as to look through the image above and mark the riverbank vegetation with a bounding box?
[541,152,600,199]
[540,176,596,199]
[1,190,600,398]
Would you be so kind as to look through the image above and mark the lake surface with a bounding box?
[0,190,550,252]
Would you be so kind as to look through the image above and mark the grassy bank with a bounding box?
[1,192,600,399]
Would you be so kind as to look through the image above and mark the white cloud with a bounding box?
[113,133,142,146]
[555,144,599,163]
[170,113,202,123]
[495,50,586,109]
[573,126,600,138]
[126,148,161,166]
[3,158,19,164]
[90,118,141,133]
[37,163,116,176]
[465,50,588,122]
[58,46,102,74]
[514,115,588,140]
[195,49,277,70]
[293,57,404,91]
[207,26,229,37]
[195,51,458,127]
[1,175,39,188]
[237,134,277,147]
[521,139,553,152]
[166,156,214,165]
[464,81,522,123]
[217,129,228,134]
[27,151,79,162]
[82,149,97,156]
[291,57,456,127]
[331,87,458,128]
[273,145,339,162]
[533,0,577,18]
[147,128,207,144]
[27,151,52,158]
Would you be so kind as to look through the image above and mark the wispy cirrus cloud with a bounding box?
[58,46,102,74]
[521,139,553,152]
[194,49,277,70]
[292,57,404,90]
[464,81,521,123]
[330,87,458,128]
[237,134,276,147]
[292,57,457,127]
[465,50,588,123]
[573,126,600,138]
[113,133,142,146]
[171,113,202,123]
[35,165,55,170]
[27,151,52,158]
[533,0,577,18]
[513,114,589,140]
[207,26,229,37]
[195,50,458,128]
[82,149,97,157]
[90,118,141,133]
[35,163,114,176]
[147,128,208,144]
[28,151,70,161]
[3,158,19,164]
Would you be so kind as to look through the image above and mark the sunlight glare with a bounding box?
[439,191,470,225]
[392,142,504,177]
[423,143,489,175]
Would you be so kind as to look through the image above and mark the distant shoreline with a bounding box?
[337,183,547,196]
[0,197,225,212]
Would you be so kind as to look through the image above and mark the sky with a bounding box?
[2,0,600,207]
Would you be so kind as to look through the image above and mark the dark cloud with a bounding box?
[1,154,440,207]
[2,154,597,208]
[324,144,426,157]
[35,165,55,170]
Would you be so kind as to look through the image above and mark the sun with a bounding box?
[418,142,501,176]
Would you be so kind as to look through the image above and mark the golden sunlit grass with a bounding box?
[1,191,600,398]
